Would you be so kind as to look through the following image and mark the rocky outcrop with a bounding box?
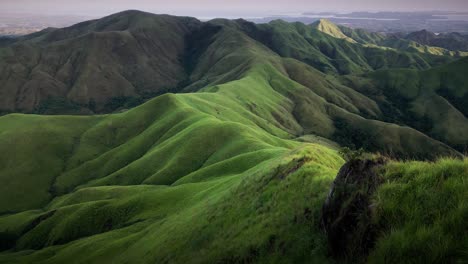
[321,158,387,261]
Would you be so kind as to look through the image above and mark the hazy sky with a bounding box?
[2,0,468,17]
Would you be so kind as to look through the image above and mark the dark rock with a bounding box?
[321,158,387,261]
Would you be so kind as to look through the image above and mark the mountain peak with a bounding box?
[318,18,333,24]
[406,29,437,44]
[313,18,337,29]
[312,18,356,43]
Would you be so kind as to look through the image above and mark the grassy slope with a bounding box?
[338,25,468,57]
[0,60,466,264]
[0,13,458,114]
[244,19,454,75]
[370,158,468,263]
[0,11,202,112]
[0,146,343,263]
[342,57,468,152]
[0,90,296,213]
[178,22,461,158]
[0,16,462,214]
[0,43,348,262]
[0,14,464,158]
[0,14,467,263]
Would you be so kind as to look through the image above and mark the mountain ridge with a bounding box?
[0,10,467,264]
[0,11,465,157]
[311,18,357,43]
[0,11,460,114]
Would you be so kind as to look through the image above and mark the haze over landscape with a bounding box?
[2,0,468,16]
[2,0,468,35]
[0,1,467,263]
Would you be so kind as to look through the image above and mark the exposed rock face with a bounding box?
[321,158,387,261]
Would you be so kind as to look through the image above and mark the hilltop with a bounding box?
[311,18,356,43]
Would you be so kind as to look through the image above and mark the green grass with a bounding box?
[0,13,467,263]
[345,57,468,152]
[0,145,343,263]
[0,89,298,214]
[1,12,464,158]
[369,158,468,263]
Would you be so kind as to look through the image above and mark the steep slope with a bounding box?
[0,50,348,262]
[0,13,463,164]
[338,26,386,45]
[0,143,343,263]
[338,26,467,57]
[0,10,203,113]
[1,71,465,262]
[0,26,463,214]
[312,19,356,43]
[343,57,468,152]
[237,19,453,75]
[0,94,293,213]
[0,14,458,115]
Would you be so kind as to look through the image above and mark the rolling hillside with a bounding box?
[0,11,458,115]
[0,11,467,263]
[0,11,465,157]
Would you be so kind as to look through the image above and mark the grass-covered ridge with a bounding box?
[0,145,344,263]
[0,10,460,114]
[342,57,468,152]
[0,11,467,263]
[1,11,465,157]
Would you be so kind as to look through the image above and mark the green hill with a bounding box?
[0,11,458,114]
[0,11,467,263]
[0,92,466,262]
[0,86,466,263]
[342,57,468,152]
[0,10,202,113]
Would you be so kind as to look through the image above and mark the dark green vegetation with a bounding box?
[0,11,467,263]
[342,57,468,153]
[403,30,468,52]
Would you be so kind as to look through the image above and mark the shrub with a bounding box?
[338,147,365,161]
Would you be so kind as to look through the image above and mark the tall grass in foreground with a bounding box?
[369,158,468,263]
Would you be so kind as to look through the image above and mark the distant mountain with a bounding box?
[405,30,437,44]
[311,19,356,43]
[0,11,459,115]
[404,29,468,51]
[252,12,468,34]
